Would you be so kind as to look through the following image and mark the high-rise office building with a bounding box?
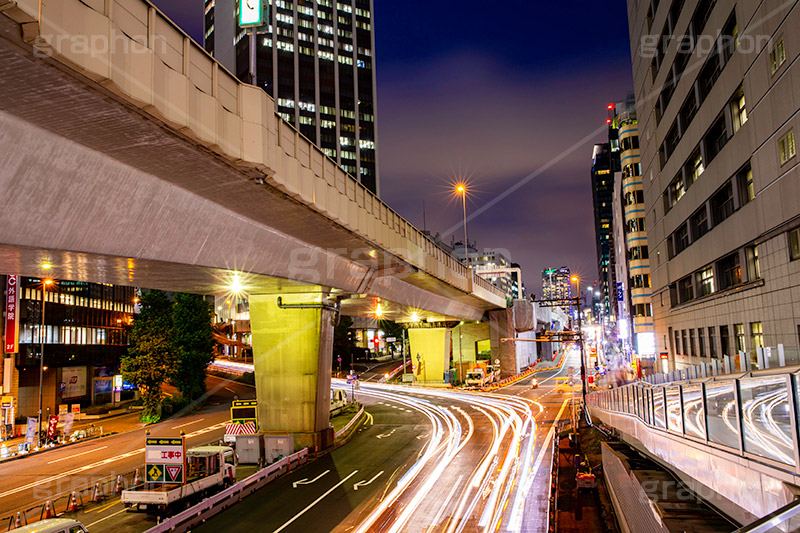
[203,0,379,194]
[542,267,571,301]
[591,143,616,319]
[628,0,800,371]
[453,242,524,300]
[608,97,655,357]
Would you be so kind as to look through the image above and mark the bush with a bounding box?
[160,395,191,418]
[237,372,256,386]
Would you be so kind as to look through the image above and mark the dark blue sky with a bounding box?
[153,0,634,295]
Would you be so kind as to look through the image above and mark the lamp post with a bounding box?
[456,184,469,269]
[571,276,587,400]
[37,277,53,448]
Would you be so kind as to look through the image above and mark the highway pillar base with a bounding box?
[249,291,335,451]
[488,308,518,378]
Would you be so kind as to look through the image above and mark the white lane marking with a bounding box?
[85,507,128,528]
[293,470,330,488]
[353,470,383,491]
[273,470,359,533]
[376,428,397,439]
[172,418,205,429]
[1,420,228,498]
[47,446,108,464]
[0,448,145,499]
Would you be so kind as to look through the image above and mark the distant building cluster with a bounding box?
[541,267,571,302]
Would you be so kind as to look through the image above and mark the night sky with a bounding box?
[152,1,634,295]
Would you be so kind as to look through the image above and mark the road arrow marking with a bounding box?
[292,469,330,488]
[376,428,397,439]
[274,470,359,533]
[353,470,383,491]
[416,433,429,440]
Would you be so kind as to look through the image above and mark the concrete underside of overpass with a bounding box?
[0,2,515,449]
[0,10,494,323]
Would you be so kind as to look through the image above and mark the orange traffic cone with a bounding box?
[91,482,103,502]
[114,475,123,494]
[66,491,79,512]
[133,468,141,486]
[14,512,22,528]
[42,500,54,519]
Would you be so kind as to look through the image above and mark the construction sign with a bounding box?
[145,436,186,484]
[146,464,164,483]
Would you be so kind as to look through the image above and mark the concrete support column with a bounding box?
[249,292,335,450]
[489,308,517,378]
[407,328,451,384]
[452,322,490,382]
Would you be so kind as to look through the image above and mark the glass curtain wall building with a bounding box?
[591,143,617,320]
[204,0,379,194]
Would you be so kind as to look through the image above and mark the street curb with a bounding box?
[0,431,119,464]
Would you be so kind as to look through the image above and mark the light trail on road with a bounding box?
[332,379,545,533]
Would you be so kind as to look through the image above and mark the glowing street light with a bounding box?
[41,262,52,270]
[375,303,384,318]
[455,183,470,269]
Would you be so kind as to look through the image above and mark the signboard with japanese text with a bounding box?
[145,436,186,484]
[46,415,58,439]
[62,367,87,398]
[4,276,19,353]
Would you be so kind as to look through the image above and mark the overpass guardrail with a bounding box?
[587,365,800,471]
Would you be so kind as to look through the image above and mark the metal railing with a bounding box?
[587,364,800,472]
[734,498,800,532]
[643,345,800,386]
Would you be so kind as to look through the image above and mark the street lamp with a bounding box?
[570,275,588,399]
[37,277,53,448]
[455,184,470,269]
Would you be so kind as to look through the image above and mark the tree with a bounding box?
[122,290,175,422]
[333,315,356,370]
[172,293,215,401]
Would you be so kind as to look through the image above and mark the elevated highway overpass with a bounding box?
[0,0,516,447]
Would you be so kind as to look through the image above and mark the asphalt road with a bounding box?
[0,375,254,521]
[195,352,582,533]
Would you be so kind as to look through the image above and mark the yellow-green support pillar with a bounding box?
[408,328,451,384]
[249,292,335,450]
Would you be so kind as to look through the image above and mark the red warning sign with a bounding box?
[166,464,184,483]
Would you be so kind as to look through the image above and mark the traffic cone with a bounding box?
[66,491,79,512]
[91,482,103,502]
[133,468,141,486]
[114,475,123,494]
[43,500,54,519]
[14,512,22,528]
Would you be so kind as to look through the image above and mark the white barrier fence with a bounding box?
[145,448,309,533]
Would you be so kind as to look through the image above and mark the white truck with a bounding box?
[122,446,235,514]
[330,389,348,416]
[465,368,494,387]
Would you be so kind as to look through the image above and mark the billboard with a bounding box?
[4,276,19,353]
[62,366,87,398]
[238,0,262,26]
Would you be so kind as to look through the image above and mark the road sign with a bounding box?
[146,437,185,464]
[386,337,396,342]
[146,464,164,483]
[166,464,184,483]
[238,0,262,27]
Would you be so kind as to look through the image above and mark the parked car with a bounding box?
[8,519,88,533]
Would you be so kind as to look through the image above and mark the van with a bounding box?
[8,519,88,533]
